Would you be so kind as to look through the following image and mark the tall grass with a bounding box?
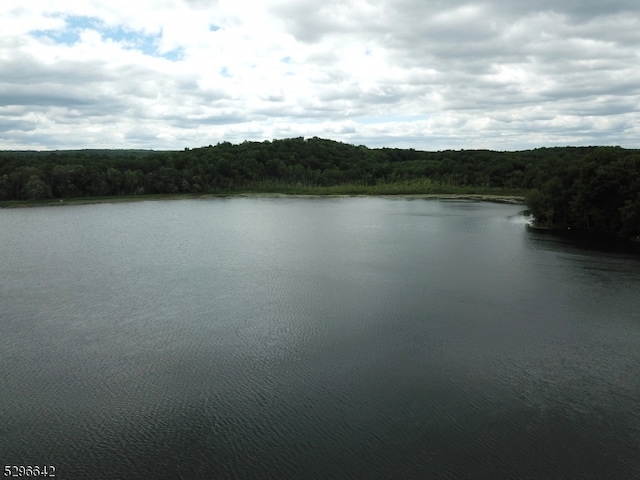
[235,179,526,196]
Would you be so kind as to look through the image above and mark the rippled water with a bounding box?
[2,198,639,479]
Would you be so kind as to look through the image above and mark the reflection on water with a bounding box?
[1,198,639,479]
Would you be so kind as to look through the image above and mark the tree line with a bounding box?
[0,137,638,238]
[524,146,640,238]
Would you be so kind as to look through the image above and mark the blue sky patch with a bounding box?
[31,15,181,61]
[32,15,97,45]
[31,28,80,46]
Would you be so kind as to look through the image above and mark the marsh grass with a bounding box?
[0,182,526,208]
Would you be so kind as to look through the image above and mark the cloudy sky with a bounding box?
[2,0,640,151]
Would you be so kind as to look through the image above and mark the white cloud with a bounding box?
[1,0,640,150]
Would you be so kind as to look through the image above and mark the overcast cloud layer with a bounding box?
[2,0,640,150]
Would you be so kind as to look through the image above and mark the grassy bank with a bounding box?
[0,183,526,208]
[241,181,526,197]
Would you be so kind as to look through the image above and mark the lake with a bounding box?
[1,197,639,479]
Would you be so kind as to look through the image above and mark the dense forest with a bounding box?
[1,137,639,239]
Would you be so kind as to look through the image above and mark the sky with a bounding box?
[2,0,640,151]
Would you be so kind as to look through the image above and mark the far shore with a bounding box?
[0,192,525,209]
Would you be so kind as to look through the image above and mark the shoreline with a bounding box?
[527,222,640,246]
[0,192,525,209]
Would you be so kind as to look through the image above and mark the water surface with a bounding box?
[2,198,639,479]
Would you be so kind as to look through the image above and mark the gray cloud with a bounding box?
[1,0,639,150]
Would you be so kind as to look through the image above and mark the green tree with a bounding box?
[24,175,52,200]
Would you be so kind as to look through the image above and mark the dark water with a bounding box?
[1,198,639,479]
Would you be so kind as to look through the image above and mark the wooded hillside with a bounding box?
[1,138,638,238]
